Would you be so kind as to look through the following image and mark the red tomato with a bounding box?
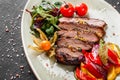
[60,3,74,17]
[75,3,88,16]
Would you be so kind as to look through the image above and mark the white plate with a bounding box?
[21,0,120,80]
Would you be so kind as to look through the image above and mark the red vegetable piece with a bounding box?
[103,61,113,71]
[108,49,119,65]
[75,67,81,79]
[75,3,88,16]
[82,45,103,66]
[84,60,103,78]
[90,45,103,66]
[60,3,74,17]
[88,53,103,66]
[75,67,96,80]
[84,53,107,79]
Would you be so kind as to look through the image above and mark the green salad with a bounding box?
[27,0,62,38]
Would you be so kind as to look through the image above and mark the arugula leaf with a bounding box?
[46,26,54,35]
[36,6,51,18]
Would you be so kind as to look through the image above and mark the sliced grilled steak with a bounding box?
[57,38,92,50]
[58,22,105,38]
[57,30,99,43]
[59,17,106,28]
[55,17,106,65]
[55,47,84,65]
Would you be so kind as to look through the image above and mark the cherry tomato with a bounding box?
[60,3,74,17]
[40,41,51,51]
[75,3,88,16]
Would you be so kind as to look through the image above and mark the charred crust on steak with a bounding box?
[55,17,106,65]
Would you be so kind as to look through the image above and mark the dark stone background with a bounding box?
[0,0,119,80]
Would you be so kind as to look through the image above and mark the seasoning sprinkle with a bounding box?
[20,65,24,70]
[10,76,14,80]
[16,73,20,78]
[5,26,9,32]
[28,70,31,74]
[16,54,19,57]
[117,2,120,5]
[16,14,21,19]
[113,5,116,8]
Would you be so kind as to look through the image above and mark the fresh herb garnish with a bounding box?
[27,0,62,38]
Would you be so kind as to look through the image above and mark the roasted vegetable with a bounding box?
[98,39,108,65]
[108,49,120,65]
[106,42,120,59]
[75,63,97,80]
[107,66,116,80]
[90,45,103,66]
[79,41,120,80]
[84,53,107,79]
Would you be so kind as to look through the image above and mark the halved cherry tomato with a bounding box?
[75,3,88,16]
[40,41,51,51]
[60,3,74,17]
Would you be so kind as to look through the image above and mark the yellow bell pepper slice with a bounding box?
[115,66,120,74]
[107,66,116,80]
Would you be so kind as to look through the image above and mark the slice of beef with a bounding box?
[58,22,105,38]
[57,30,77,38]
[59,17,106,29]
[55,47,84,65]
[57,30,99,43]
[57,37,92,50]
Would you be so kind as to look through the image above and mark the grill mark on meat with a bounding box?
[55,17,106,65]
[57,30,99,43]
[58,22,105,38]
[59,17,106,28]
[57,38,92,50]
[56,47,81,57]
[55,47,84,65]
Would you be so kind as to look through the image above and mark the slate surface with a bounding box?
[0,0,119,80]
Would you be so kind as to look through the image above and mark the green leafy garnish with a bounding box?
[28,0,61,38]
[46,26,54,35]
